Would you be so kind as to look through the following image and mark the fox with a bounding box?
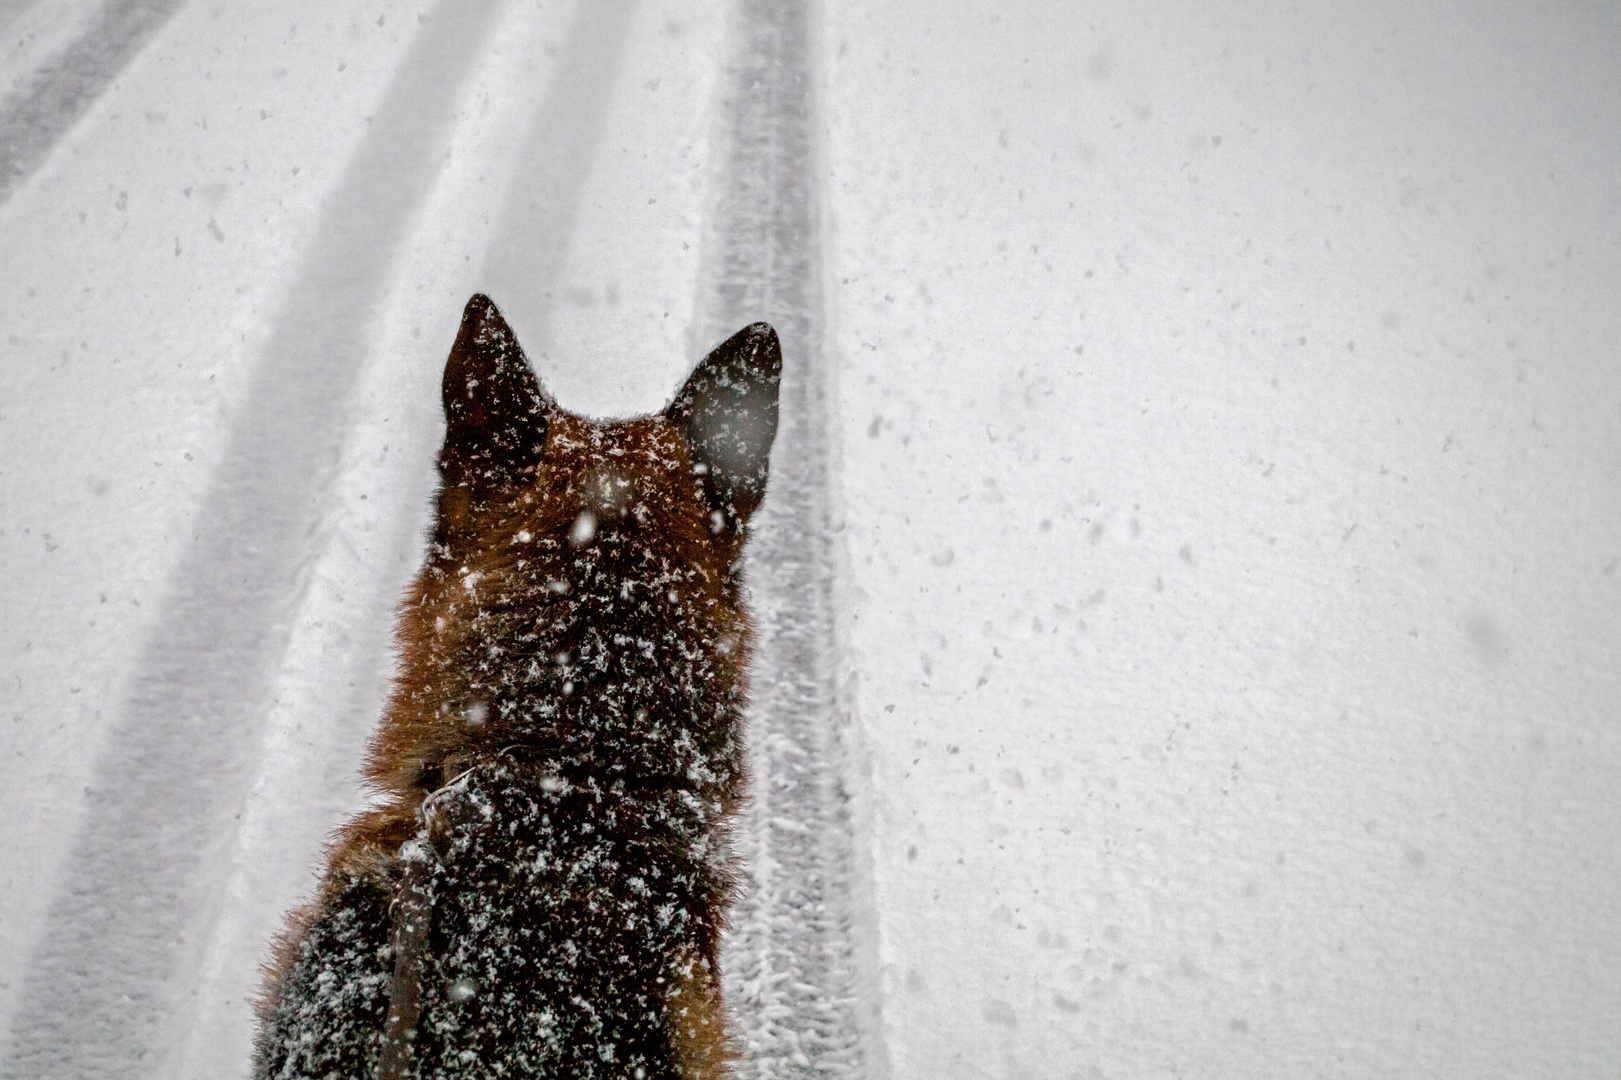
[253,294,781,1080]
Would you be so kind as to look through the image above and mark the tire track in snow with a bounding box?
[0,0,186,205]
[699,2,873,1076]
[161,4,640,1073]
[479,0,641,361]
[0,2,511,1074]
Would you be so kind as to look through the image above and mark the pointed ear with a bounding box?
[439,294,551,494]
[666,322,782,532]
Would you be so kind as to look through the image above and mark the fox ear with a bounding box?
[439,294,551,493]
[666,322,782,532]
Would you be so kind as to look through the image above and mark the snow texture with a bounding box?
[825,2,1621,1077]
[3,0,1620,1077]
[694,5,872,1079]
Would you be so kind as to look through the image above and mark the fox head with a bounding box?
[372,294,781,799]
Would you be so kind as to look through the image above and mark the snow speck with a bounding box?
[569,511,597,547]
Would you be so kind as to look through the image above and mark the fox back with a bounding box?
[254,295,781,1080]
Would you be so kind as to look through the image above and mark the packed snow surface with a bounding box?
[1,0,1618,1077]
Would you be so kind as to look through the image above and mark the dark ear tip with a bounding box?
[741,322,782,374]
[463,293,496,324]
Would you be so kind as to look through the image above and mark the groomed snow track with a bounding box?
[699,3,871,1078]
[0,0,188,204]
[0,0,871,1076]
[0,3,515,1076]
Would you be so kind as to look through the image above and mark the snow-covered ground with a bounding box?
[1,0,1618,1077]
[826,3,1621,1076]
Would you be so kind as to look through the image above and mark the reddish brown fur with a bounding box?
[668,946,733,1076]
[255,300,778,1080]
[369,412,750,806]
[260,416,750,1068]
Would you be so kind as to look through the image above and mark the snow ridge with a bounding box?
[0,3,510,1075]
[0,0,186,205]
[698,2,873,1077]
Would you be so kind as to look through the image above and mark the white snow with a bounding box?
[824,1,1621,1076]
[0,0,1617,1076]
[0,0,446,1055]
[571,510,599,548]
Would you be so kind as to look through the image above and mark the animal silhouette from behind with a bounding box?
[254,294,781,1080]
